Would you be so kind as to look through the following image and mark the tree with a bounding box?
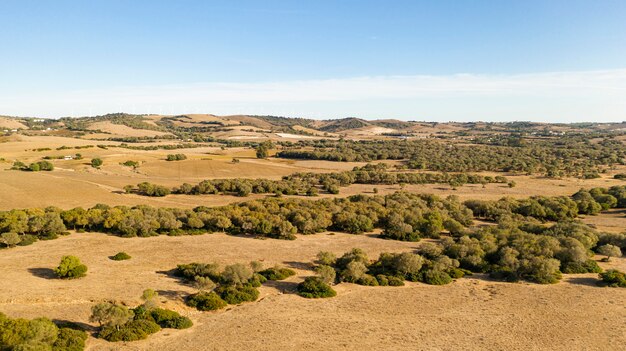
[316,251,336,266]
[222,263,253,285]
[91,158,103,168]
[597,244,622,261]
[1,232,21,247]
[89,302,134,329]
[315,265,336,284]
[54,255,88,279]
[141,289,159,309]
[340,261,367,283]
[255,145,268,159]
[194,276,217,292]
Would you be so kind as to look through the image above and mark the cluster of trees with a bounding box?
[311,248,468,290]
[129,163,508,198]
[2,189,624,250]
[0,313,87,350]
[175,261,293,311]
[90,289,192,342]
[432,219,619,283]
[165,154,187,161]
[11,160,54,172]
[255,141,273,159]
[276,138,625,178]
[465,186,626,222]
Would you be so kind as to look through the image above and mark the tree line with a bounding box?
[276,138,625,178]
[126,163,509,198]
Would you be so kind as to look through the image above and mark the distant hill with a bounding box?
[1,113,625,142]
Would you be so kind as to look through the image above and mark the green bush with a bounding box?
[421,270,453,285]
[149,308,192,329]
[17,234,37,246]
[52,328,88,351]
[0,314,87,351]
[247,273,267,287]
[258,267,296,281]
[166,154,187,161]
[97,319,160,342]
[110,252,131,261]
[387,276,405,286]
[561,260,602,274]
[356,274,379,286]
[216,285,259,304]
[297,276,337,298]
[598,269,626,287]
[447,267,466,279]
[54,256,87,279]
[185,292,227,311]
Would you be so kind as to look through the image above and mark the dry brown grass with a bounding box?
[2,134,626,350]
[0,232,624,351]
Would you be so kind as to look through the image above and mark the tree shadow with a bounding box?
[156,269,188,284]
[156,289,189,302]
[28,267,56,279]
[263,280,299,294]
[52,319,95,333]
[283,261,315,272]
[566,276,600,287]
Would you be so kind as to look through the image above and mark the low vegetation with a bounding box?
[110,252,132,261]
[90,290,192,342]
[166,154,187,161]
[54,255,88,279]
[0,312,87,351]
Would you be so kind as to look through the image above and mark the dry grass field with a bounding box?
[0,232,624,351]
[1,130,625,351]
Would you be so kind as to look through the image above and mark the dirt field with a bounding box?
[0,232,624,351]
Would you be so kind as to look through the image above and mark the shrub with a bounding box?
[315,265,336,284]
[17,234,37,246]
[185,292,227,311]
[90,303,134,328]
[561,260,602,274]
[97,319,160,342]
[166,154,187,161]
[54,256,87,279]
[258,267,296,281]
[216,285,259,304]
[149,308,192,329]
[387,276,405,286]
[597,244,622,261]
[598,269,626,287]
[52,328,88,351]
[297,276,337,298]
[357,274,379,286]
[221,263,254,286]
[110,252,131,261]
[90,158,103,168]
[339,261,368,283]
[316,251,336,266]
[421,270,453,285]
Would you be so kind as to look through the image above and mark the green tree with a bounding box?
[54,255,88,279]
[89,302,134,329]
[91,158,103,168]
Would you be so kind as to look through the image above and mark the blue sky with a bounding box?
[1,0,625,121]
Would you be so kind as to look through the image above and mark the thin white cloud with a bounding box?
[1,69,625,121]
